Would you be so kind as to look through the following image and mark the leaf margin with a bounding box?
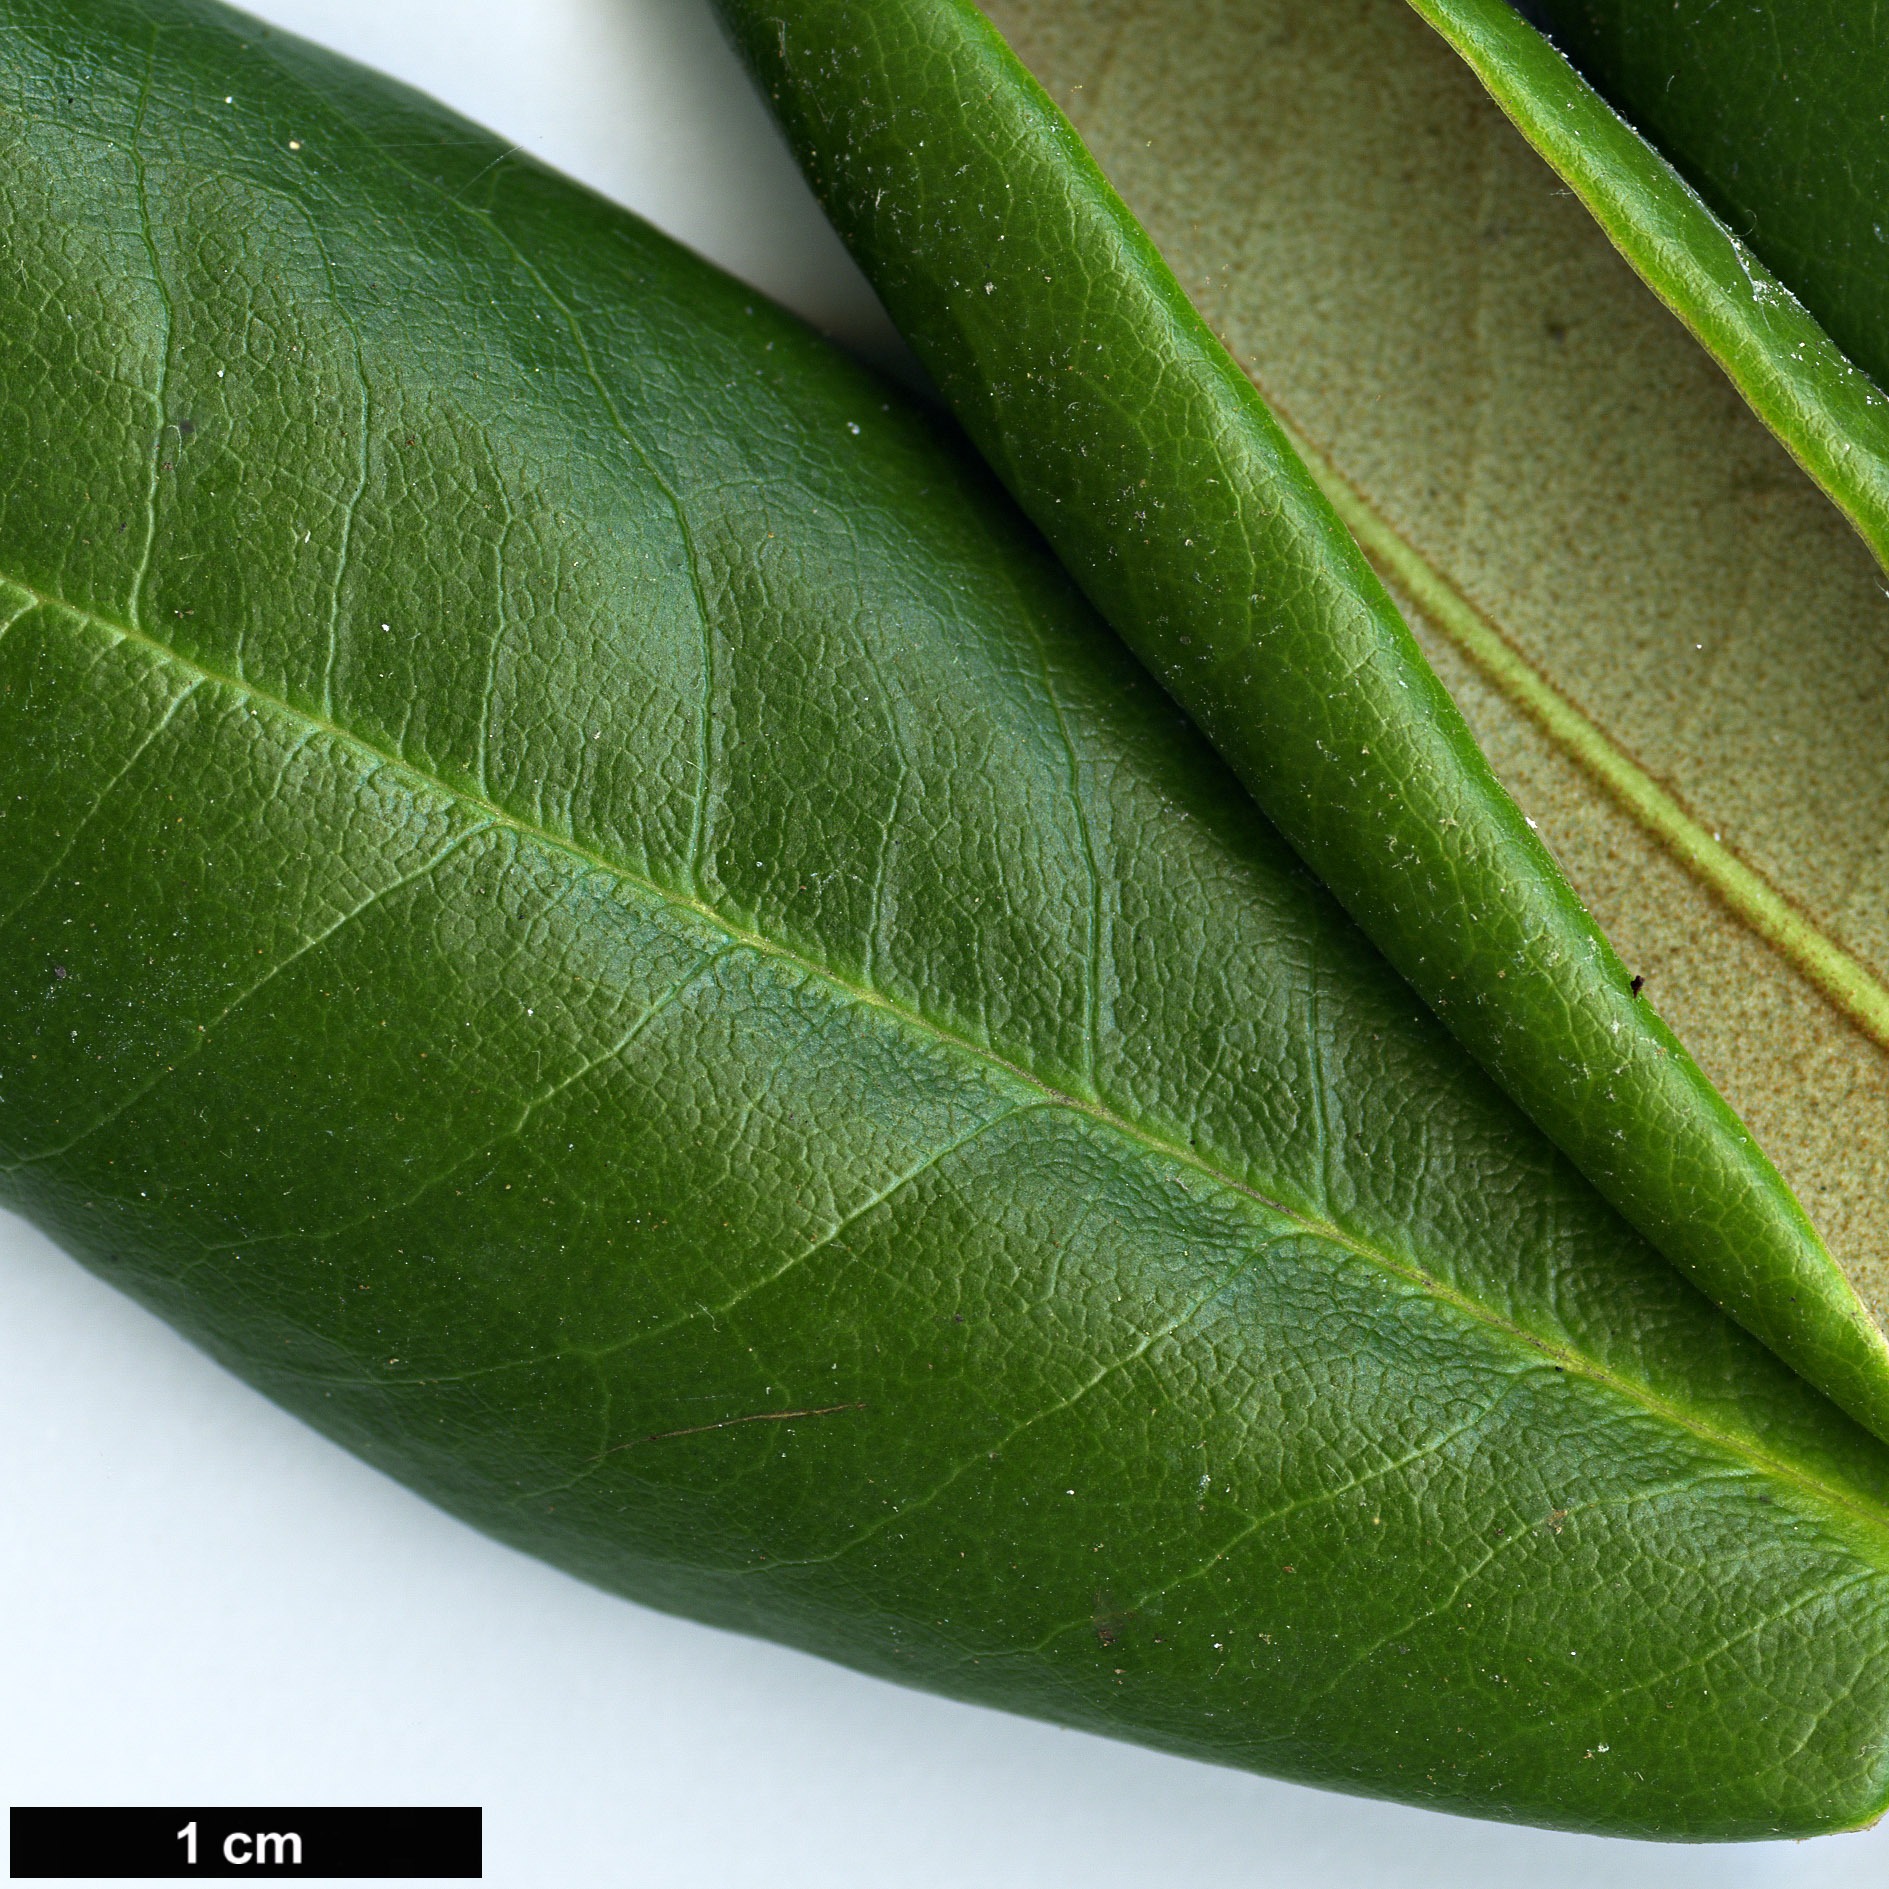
[1408,0,1889,572]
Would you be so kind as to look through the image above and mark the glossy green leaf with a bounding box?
[709,0,1889,1444]
[1408,0,1889,573]
[5,0,1889,1841]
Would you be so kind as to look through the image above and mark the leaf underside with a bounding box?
[967,0,1889,1332]
[4,0,1889,1839]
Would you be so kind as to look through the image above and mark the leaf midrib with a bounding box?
[12,567,1889,1539]
[1261,410,1889,1056]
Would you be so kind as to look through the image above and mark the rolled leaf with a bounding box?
[709,0,1889,1442]
[967,0,1889,1438]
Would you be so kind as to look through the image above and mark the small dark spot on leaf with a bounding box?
[1092,1587,1132,1647]
[1629,974,1645,997]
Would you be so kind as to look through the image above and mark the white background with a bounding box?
[5,4,1887,1884]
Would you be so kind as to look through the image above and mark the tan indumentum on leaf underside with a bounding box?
[981,0,1889,1325]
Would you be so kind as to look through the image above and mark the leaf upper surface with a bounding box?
[7,0,1889,1838]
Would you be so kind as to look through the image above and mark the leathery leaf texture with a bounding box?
[710,0,1889,1446]
[6,0,1889,1843]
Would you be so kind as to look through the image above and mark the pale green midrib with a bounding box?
[1272,418,1889,1058]
[10,570,1889,1540]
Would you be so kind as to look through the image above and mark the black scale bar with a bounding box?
[9,1808,480,1879]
